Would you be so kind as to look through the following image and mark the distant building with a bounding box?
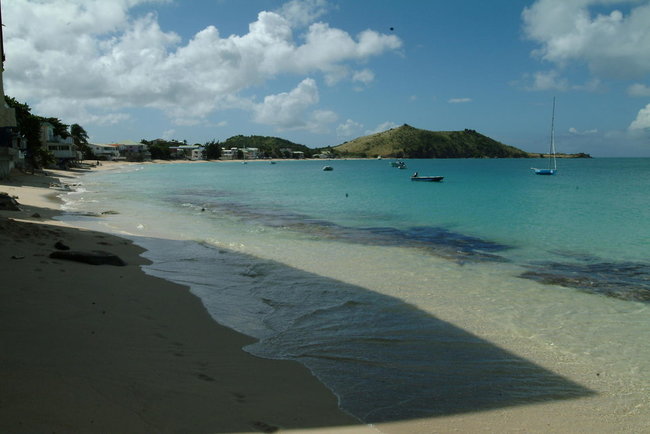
[219,147,260,160]
[116,141,151,161]
[0,9,20,178]
[170,145,204,160]
[221,147,238,160]
[243,147,259,159]
[89,143,121,160]
[0,98,19,177]
[41,122,80,167]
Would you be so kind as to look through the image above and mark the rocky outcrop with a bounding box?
[49,250,127,266]
[0,192,20,211]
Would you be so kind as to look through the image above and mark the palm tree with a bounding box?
[71,123,92,159]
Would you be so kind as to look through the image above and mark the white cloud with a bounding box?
[336,119,363,138]
[629,103,650,130]
[306,109,338,133]
[252,78,336,132]
[352,69,375,85]
[520,70,603,92]
[3,0,401,127]
[524,70,569,91]
[366,121,399,135]
[628,83,650,97]
[569,127,598,135]
[523,0,650,79]
[277,0,330,28]
[162,129,176,140]
[448,98,472,104]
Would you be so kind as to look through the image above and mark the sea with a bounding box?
[58,158,650,424]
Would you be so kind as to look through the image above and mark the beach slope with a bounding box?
[0,170,365,433]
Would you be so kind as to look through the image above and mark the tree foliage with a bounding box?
[222,135,314,158]
[6,97,45,169]
[5,96,90,168]
[140,138,175,160]
[204,139,221,160]
[71,123,92,159]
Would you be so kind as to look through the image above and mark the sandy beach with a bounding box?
[0,166,370,433]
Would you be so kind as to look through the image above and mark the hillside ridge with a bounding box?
[333,124,530,159]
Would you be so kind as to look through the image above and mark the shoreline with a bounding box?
[0,167,370,433]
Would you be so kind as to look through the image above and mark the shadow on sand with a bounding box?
[136,236,595,426]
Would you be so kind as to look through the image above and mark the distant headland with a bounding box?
[330,124,591,159]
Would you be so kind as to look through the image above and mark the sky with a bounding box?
[3,0,650,157]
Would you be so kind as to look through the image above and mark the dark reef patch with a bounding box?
[172,194,511,264]
[521,260,650,303]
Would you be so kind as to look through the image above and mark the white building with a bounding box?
[0,98,18,178]
[41,123,80,166]
[243,147,259,159]
[0,23,20,178]
[220,147,259,160]
[89,143,121,160]
[117,141,151,161]
[221,147,238,159]
[170,145,204,160]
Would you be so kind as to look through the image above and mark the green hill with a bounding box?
[333,124,529,158]
[223,135,314,158]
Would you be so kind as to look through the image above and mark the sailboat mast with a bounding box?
[550,97,556,170]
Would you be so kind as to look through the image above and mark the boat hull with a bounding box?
[532,168,556,175]
[411,176,444,182]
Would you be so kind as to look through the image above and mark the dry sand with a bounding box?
[0,167,371,433]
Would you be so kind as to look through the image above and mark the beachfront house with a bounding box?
[0,110,20,178]
[0,97,19,178]
[221,147,237,159]
[117,141,151,161]
[41,122,80,168]
[243,147,259,159]
[0,14,21,179]
[220,147,260,160]
[169,145,204,161]
[89,143,121,161]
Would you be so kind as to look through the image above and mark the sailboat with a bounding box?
[532,97,558,175]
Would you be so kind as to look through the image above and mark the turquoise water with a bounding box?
[60,158,650,423]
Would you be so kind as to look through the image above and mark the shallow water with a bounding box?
[59,158,650,423]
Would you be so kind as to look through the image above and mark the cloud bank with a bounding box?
[522,0,650,79]
[4,0,401,132]
[523,0,650,140]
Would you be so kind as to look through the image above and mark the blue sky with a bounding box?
[4,0,650,156]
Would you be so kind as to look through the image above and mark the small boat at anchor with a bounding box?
[411,173,444,182]
[322,165,333,171]
[532,97,558,176]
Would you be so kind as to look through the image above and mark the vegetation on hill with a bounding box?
[334,124,530,159]
[528,152,592,159]
[138,135,315,160]
[222,135,315,158]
